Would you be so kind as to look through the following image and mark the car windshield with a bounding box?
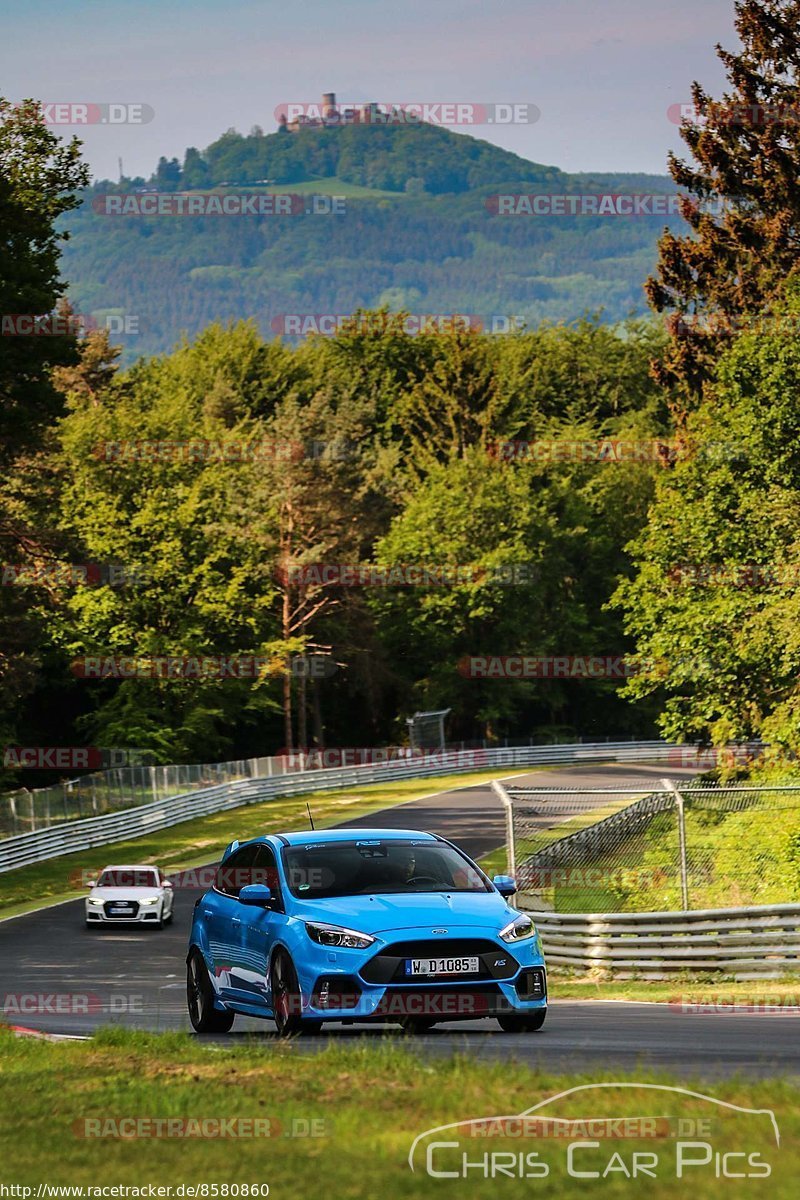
[281,839,490,899]
[97,869,159,888]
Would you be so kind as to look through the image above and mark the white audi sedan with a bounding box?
[85,864,174,929]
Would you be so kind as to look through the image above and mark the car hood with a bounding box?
[291,891,516,935]
[89,887,162,901]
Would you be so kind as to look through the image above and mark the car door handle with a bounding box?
[231,917,241,928]
[203,909,213,918]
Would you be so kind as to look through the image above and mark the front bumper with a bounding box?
[86,901,163,924]
[293,926,547,1022]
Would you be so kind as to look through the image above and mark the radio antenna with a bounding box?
[306,801,316,831]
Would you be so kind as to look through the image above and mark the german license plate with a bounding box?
[405,956,479,976]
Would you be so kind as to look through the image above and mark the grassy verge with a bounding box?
[0,1028,795,1197]
[0,768,524,916]
[548,974,800,1003]
[548,796,800,913]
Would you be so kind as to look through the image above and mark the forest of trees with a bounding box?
[4,0,800,787]
[0,303,673,781]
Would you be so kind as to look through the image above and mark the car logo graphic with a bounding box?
[494,959,507,967]
[431,928,448,934]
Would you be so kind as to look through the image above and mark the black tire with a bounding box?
[399,1018,437,1034]
[187,949,235,1033]
[271,951,321,1037]
[164,908,174,925]
[497,1009,547,1033]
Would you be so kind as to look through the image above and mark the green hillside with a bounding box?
[63,122,678,361]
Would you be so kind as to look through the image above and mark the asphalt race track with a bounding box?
[2,760,798,1079]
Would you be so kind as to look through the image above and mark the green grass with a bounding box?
[548,974,800,1003]
[562,800,800,913]
[0,768,523,916]
[218,177,406,198]
[477,845,508,876]
[0,1027,796,1197]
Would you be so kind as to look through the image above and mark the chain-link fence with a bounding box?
[496,781,800,913]
[0,733,645,841]
[0,756,284,838]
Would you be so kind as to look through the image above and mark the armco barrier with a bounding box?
[525,904,800,977]
[0,740,677,874]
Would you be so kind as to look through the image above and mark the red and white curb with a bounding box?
[6,1023,89,1040]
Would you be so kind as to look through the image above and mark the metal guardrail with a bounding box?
[0,755,297,838]
[525,904,800,977]
[0,740,677,874]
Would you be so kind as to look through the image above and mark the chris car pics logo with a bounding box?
[408,1083,779,1181]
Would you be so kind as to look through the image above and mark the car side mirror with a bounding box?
[163,879,173,889]
[86,881,96,889]
[493,874,517,897]
[238,884,273,907]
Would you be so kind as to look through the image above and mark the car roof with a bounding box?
[274,828,439,847]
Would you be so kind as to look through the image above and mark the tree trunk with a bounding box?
[283,670,293,752]
[282,568,293,751]
[311,678,325,749]
[297,665,308,752]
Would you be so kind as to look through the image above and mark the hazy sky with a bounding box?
[1,0,740,181]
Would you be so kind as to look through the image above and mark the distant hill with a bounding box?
[156,121,570,194]
[61,123,678,361]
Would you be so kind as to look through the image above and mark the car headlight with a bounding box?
[499,915,536,943]
[305,921,375,949]
[87,897,104,906]
[139,898,160,906]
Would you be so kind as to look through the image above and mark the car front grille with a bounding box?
[103,901,140,918]
[360,938,519,984]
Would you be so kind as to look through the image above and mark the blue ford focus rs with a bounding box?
[186,828,547,1035]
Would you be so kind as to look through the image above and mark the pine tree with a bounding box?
[647,0,800,410]
[0,98,89,770]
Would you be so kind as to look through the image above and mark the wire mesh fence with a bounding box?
[498,781,800,913]
[0,732,642,841]
[0,756,281,838]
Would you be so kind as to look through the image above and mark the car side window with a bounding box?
[215,844,258,898]
[253,845,283,911]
